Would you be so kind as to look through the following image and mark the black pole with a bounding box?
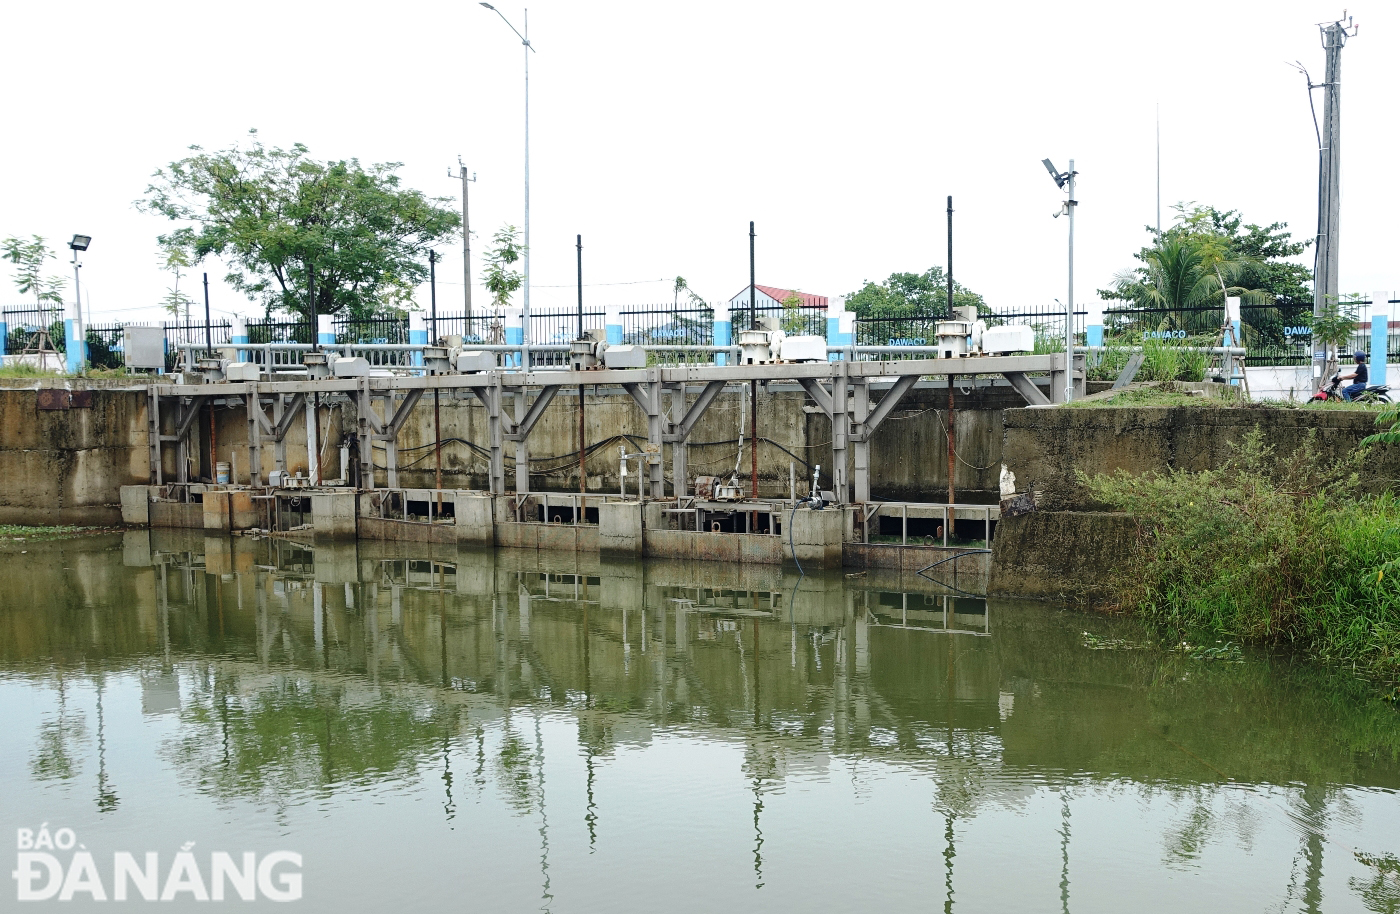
[429,250,438,344]
[202,272,211,353]
[749,221,757,330]
[576,234,584,339]
[308,264,317,351]
[946,196,954,317]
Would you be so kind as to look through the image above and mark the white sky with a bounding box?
[1,0,1396,325]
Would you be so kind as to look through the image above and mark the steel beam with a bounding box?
[1003,372,1051,406]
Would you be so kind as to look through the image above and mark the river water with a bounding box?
[2,532,1398,912]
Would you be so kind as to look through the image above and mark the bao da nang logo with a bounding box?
[12,825,302,902]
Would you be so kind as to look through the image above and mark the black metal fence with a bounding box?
[854,305,1088,350]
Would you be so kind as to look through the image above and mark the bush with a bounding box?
[1083,430,1400,690]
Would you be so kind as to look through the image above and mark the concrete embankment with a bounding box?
[989,405,1400,601]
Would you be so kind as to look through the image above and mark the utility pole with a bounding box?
[1309,14,1357,378]
[448,159,476,323]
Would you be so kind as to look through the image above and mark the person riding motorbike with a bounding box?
[1339,351,1370,401]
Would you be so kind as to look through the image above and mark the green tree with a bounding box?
[482,225,524,312]
[845,266,985,318]
[158,242,194,321]
[1100,204,1311,346]
[779,290,808,335]
[139,130,460,322]
[1,235,66,306]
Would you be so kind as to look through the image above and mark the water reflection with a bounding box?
[2,531,1398,912]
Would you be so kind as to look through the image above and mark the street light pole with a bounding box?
[1042,157,1077,403]
[1066,158,1076,404]
[481,3,535,357]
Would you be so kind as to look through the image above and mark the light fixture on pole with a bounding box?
[1043,158,1077,403]
[481,2,535,363]
[68,234,91,368]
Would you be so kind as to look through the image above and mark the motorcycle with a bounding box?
[1310,373,1391,403]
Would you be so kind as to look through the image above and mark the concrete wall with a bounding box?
[989,405,1400,599]
[997,404,1400,513]
[0,384,150,525]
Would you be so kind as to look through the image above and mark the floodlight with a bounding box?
[69,234,91,252]
[1041,159,1066,189]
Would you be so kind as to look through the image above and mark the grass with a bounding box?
[0,524,124,540]
[0,363,56,378]
[1083,429,1400,697]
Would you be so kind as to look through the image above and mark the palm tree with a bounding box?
[1106,232,1267,339]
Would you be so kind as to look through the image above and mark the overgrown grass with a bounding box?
[1083,430,1400,695]
[0,524,122,540]
[0,362,55,378]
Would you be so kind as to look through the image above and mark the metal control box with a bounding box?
[123,325,166,370]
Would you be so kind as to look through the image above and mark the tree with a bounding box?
[158,243,194,321]
[1099,204,1311,345]
[1,235,66,306]
[139,130,460,322]
[845,266,985,318]
[779,290,808,335]
[482,225,524,311]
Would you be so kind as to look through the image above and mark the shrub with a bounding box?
[1083,430,1400,688]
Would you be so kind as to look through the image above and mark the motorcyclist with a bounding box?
[1339,351,1369,401]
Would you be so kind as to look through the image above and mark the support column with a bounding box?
[832,369,849,503]
[176,398,191,484]
[483,380,505,494]
[147,388,162,484]
[669,384,688,496]
[273,395,287,476]
[385,396,401,488]
[246,383,262,486]
[513,389,530,497]
[357,379,375,490]
[851,379,870,503]
[306,394,319,484]
[1372,291,1390,387]
[643,379,661,498]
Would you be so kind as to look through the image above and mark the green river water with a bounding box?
[1,532,1398,912]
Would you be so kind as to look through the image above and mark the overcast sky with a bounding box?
[1,0,1395,325]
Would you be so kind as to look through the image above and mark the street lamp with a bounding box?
[481,2,535,360]
[68,234,91,368]
[1043,158,1076,402]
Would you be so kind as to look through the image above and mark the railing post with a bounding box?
[827,294,852,361]
[1372,292,1390,387]
[712,300,731,366]
[232,316,249,363]
[64,297,87,373]
[409,312,427,370]
[605,302,624,346]
[505,306,524,368]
